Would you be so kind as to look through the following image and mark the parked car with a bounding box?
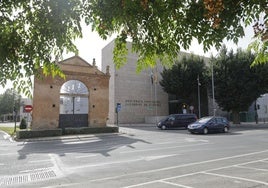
[157,114,197,130]
[187,116,230,134]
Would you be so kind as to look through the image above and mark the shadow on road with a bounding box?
[16,134,151,160]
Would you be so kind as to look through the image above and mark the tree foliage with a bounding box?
[211,46,268,123]
[87,0,267,69]
[0,89,21,115]
[160,54,208,115]
[0,0,83,95]
[1,0,267,95]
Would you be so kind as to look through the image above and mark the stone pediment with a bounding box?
[58,56,106,75]
[59,56,91,67]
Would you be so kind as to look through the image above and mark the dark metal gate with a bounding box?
[59,114,88,128]
[59,80,89,128]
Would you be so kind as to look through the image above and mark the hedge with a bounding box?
[16,126,119,139]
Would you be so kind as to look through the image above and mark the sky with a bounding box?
[0,25,254,95]
[73,25,254,69]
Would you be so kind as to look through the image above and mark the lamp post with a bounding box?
[197,75,201,118]
[13,89,18,133]
[211,61,216,116]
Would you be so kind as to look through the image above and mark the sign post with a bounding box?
[24,105,33,129]
[116,103,121,126]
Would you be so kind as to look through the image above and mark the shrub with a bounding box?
[16,129,62,139]
[19,118,27,129]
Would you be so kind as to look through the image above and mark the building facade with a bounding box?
[102,41,169,124]
[32,56,110,130]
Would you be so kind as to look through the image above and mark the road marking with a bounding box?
[235,165,268,172]
[159,180,194,188]
[122,158,268,188]
[69,158,143,169]
[121,143,210,154]
[28,159,51,164]
[75,154,99,159]
[202,172,268,186]
[69,154,180,170]
[145,154,179,161]
[19,167,51,173]
[184,138,209,142]
[91,149,268,183]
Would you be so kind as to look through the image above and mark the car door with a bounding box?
[166,115,176,128]
[173,115,181,128]
[207,118,217,131]
[215,117,224,131]
[183,116,192,127]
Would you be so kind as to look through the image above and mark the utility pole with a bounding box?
[197,75,201,118]
[211,61,216,116]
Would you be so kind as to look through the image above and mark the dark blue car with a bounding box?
[188,116,230,134]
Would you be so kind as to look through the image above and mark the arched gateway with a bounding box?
[31,56,110,130]
[59,80,89,128]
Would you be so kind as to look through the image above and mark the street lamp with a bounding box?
[211,61,216,116]
[197,75,201,118]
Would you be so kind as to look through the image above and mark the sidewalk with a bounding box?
[0,122,17,127]
[1,122,268,143]
[231,122,268,128]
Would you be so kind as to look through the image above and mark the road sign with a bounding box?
[116,103,121,113]
[24,105,33,113]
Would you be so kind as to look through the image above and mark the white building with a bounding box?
[256,94,268,122]
[102,41,169,124]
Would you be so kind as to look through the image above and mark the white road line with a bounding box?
[121,143,210,154]
[122,158,268,188]
[124,179,194,188]
[202,172,268,186]
[28,159,51,163]
[159,180,194,188]
[235,165,268,172]
[19,167,51,173]
[69,154,180,170]
[75,154,99,159]
[91,149,268,183]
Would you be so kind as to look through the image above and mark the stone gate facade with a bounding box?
[31,56,110,130]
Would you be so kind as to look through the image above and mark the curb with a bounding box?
[15,132,122,143]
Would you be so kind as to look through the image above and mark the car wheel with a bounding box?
[203,127,208,134]
[161,125,167,130]
[223,126,229,133]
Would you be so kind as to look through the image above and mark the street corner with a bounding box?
[0,130,15,142]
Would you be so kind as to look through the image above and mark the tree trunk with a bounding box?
[232,110,240,124]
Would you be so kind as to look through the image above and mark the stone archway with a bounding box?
[31,56,110,130]
[59,80,89,128]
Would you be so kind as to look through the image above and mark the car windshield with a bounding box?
[197,117,212,123]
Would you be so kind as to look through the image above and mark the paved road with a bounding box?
[0,124,268,187]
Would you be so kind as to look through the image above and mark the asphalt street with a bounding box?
[0,123,268,187]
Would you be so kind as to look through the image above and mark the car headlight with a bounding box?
[191,124,202,128]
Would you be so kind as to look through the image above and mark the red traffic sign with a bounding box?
[24,105,33,113]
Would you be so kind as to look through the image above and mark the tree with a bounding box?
[210,46,268,124]
[0,89,21,117]
[0,0,83,95]
[1,1,267,95]
[87,0,267,68]
[160,55,208,116]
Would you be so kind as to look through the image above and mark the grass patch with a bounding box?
[0,127,20,136]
